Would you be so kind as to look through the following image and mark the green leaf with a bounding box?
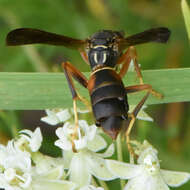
[0,68,189,110]
[181,0,190,40]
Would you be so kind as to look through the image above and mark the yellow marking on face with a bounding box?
[93,45,107,49]
[94,52,98,63]
[102,52,107,63]
[94,52,107,64]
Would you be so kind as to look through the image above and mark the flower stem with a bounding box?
[116,133,123,161]
[98,179,109,190]
[92,177,98,187]
[116,133,125,189]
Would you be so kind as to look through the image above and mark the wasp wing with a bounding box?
[6,28,86,49]
[119,27,170,49]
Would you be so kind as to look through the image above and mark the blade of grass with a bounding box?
[0,68,189,110]
[181,0,190,41]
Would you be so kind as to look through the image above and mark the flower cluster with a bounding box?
[42,108,116,189]
[0,108,189,190]
[0,128,75,190]
[107,140,190,190]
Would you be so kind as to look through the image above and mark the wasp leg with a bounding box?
[126,91,150,157]
[125,84,163,99]
[62,61,91,109]
[80,51,89,65]
[118,47,163,98]
[62,61,90,151]
[118,46,143,83]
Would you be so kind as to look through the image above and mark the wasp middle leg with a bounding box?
[118,46,163,99]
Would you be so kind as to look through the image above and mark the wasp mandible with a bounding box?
[6,27,170,153]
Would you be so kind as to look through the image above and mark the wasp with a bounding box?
[6,27,170,153]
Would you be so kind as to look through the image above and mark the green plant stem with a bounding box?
[0,111,19,137]
[98,179,109,190]
[116,134,125,189]
[181,0,190,41]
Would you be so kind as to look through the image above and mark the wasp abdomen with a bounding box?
[88,68,129,139]
[93,98,127,120]
[100,115,126,139]
[91,84,126,105]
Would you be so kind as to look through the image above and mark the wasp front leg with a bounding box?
[118,46,143,83]
[62,62,90,150]
[118,47,163,99]
[80,51,89,65]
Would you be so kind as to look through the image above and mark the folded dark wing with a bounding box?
[119,27,171,49]
[6,28,86,49]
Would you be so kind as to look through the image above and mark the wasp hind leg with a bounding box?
[125,84,152,157]
[126,92,150,157]
[118,46,163,99]
[62,61,90,151]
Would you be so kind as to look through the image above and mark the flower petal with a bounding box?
[74,136,87,150]
[0,173,21,190]
[62,150,74,169]
[87,135,107,152]
[161,169,190,187]
[55,139,72,151]
[39,165,65,180]
[96,144,114,158]
[124,172,169,190]
[69,153,91,186]
[41,110,60,125]
[20,128,43,152]
[86,153,117,180]
[31,179,76,190]
[106,160,142,179]
[56,109,71,122]
[32,152,65,179]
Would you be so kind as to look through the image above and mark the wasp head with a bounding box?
[86,30,124,70]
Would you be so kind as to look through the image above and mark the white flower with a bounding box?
[55,120,97,151]
[55,119,116,187]
[31,152,76,190]
[107,140,190,190]
[0,141,32,190]
[16,127,43,152]
[32,152,65,180]
[41,108,72,125]
[0,137,75,190]
[30,179,76,190]
[65,146,116,188]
